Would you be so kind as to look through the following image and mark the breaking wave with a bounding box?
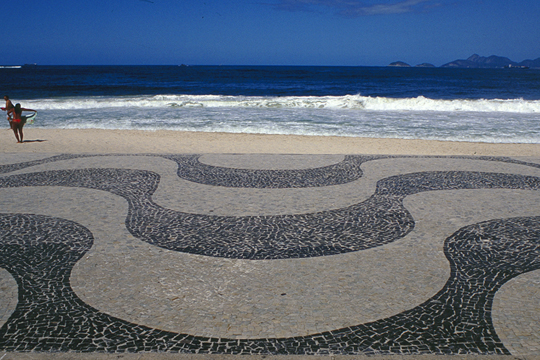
[25,95,540,113]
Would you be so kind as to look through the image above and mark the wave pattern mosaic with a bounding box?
[1,154,540,355]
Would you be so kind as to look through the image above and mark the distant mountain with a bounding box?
[388,61,411,67]
[519,58,540,68]
[441,54,518,68]
[389,54,540,69]
[440,54,540,69]
[387,62,435,67]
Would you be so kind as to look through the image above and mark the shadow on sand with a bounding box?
[20,139,47,143]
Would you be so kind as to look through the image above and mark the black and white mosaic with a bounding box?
[1,212,539,354]
[0,153,375,189]
[1,153,540,354]
[1,168,540,259]
[3,153,540,188]
[165,154,540,189]
[162,154,373,188]
[0,154,90,174]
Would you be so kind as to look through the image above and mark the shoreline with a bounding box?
[1,128,540,156]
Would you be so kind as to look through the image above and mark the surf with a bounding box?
[22,95,540,114]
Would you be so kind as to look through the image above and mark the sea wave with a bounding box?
[23,95,540,113]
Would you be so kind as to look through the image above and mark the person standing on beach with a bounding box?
[8,103,36,143]
[2,95,14,125]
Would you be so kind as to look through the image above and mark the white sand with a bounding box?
[2,128,540,156]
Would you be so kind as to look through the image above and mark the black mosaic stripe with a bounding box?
[0,168,412,259]
[0,154,89,174]
[162,154,381,188]
[153,154,540,188]
[2,213,539,354]
[0,153,375,189]
[2,168,540,259]
[4,153,540,189]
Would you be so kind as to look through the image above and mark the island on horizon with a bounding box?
[389,54,540,69]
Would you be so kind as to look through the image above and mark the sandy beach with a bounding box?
[2,128,540,156]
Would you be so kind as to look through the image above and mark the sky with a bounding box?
[3,0,540,66]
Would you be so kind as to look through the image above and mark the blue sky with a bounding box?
[3,0,540,66]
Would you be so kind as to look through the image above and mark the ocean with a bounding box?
[1,65,539,143]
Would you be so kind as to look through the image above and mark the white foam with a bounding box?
[19,95,540,144]
[23,95,540,114]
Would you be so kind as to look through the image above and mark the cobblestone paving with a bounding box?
[0,153,540,356]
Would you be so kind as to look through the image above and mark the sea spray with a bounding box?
[21,95,540,113]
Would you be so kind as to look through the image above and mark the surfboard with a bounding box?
[22,112,37,125]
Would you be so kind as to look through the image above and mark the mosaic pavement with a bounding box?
[1,153,540,356]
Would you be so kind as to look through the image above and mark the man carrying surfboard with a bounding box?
[8,103,36,143]
[2,95,14,126]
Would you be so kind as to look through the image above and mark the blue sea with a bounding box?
[1,65,540,143]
